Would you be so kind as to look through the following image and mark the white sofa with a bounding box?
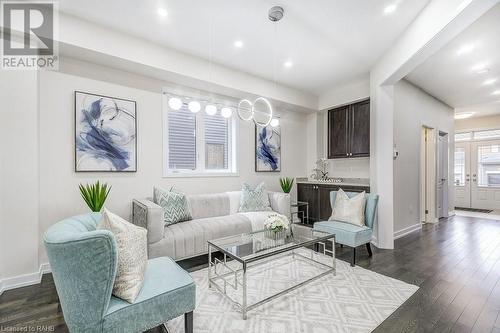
[132,191,291,260]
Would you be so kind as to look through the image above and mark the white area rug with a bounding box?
[167,249,418,333]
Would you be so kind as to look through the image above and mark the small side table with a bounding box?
[291,201,309,225]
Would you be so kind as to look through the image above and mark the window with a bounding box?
[474,129,500,140]
[454,147,465,186]
[477,144,500,187]
[455,132,472,142]
[163,96,237,176]
[168,107,196,170]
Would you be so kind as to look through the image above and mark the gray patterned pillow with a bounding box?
[239,182,272,212]
[98,208,147,303]
[153,186,192,225]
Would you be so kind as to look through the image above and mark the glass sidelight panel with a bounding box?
[454,148,465,186]
[477,145,500,187]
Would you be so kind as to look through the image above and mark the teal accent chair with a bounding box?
[44,213,195,333]
[313,191,379,266]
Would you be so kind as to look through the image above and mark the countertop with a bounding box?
[296,177,370,187]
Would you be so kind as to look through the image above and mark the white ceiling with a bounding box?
[406,3,500,118]
[59,0,430,95]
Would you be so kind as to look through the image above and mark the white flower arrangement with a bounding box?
[264,214,290,233]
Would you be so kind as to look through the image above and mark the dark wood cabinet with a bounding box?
[328,100,370,159]
[328,105,349,158]
[297,183,370,224]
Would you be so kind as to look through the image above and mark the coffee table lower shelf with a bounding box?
[207,239,335,320]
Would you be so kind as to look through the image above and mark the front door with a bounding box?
[454,140,500,209]
[470,141,500,209]
[454,142,471,208]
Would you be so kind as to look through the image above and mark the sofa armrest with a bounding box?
[268,191,291,219]
[132,199,164,244]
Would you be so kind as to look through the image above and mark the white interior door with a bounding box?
[454,142,470,208]
[470,140,500,209]
[437,134,448,218]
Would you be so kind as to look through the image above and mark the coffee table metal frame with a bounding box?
[207,229,336,319]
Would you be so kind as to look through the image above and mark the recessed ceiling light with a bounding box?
[454,112,475,119]
[471,63,488,73]
[456,43,475,56]
[157,8,168,17]
[492,90,500,96]
[234,40,244,48]
[384,4,397,14]
[483,78,498,86]
[283,60,293,68]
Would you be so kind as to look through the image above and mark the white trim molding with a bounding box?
[0,263,51,296]
[394,223,422,240]
[448,210,456,217]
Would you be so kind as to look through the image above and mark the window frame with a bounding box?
[162,96,239,178]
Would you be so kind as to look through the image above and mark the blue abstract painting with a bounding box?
[75,92,137,172]
[255,125,281,172]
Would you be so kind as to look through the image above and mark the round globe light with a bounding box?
[270,118,280,127]
[221,107,233,118]
[188,101,201,113]
[168,97,183,110]
[205,104,217,115]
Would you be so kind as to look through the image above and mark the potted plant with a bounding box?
[79,181,111,212]
[279,177,294,193]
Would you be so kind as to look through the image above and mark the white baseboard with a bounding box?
[0,262,51,296]
[448,210,456,217]
[394,223,422,240]
[370,236,379,248]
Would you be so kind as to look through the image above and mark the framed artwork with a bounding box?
[255,125,281,172]
[75,91,137,172]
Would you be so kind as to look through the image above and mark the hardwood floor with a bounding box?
[1,214,500,332]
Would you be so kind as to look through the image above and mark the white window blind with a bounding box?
[205,114,228,169]
[168,106,196,170]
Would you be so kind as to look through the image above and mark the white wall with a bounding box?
[0,71,40,289]
[393,80,454,235]
[36,60,308,265]
[455,114,500,131]
[318,77,370,111]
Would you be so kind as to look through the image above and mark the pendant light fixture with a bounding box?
[237,6,283,127]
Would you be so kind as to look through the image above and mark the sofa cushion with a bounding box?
[188,193,230,219]
[103,257,195,333]
[329,189,366,227]
[153,187,191,225]
[98,209,148,303]
[149,214,253,260]
[314,220,372,247]
[239,182,272,212]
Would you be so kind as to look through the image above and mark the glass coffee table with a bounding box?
[207,224,335,319]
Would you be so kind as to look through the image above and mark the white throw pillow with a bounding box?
[98,208,148,303]
[329,189,366,227]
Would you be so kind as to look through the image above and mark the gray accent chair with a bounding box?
[44,213,195,333]
[133,190,291,260]
[314,191,379,266]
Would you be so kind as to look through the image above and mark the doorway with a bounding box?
[420,127,449,223]
[454,140,500,210]
[437,132,449,218]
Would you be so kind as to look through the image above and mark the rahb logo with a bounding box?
[1,1,59,70]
